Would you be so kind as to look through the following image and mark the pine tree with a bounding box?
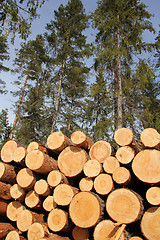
[0,109,11,149]
[45,0,91,133]
[92,0,154,131]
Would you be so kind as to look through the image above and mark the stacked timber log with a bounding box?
[0,128,159,240]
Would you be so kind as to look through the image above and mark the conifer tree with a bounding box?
[45,0,90,133]
[0,109,11,148]
[92,0,154,131]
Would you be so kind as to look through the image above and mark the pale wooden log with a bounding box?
[71,131,94,151]
[140,128,160,149]
[25,150,58,174]
[1,140,17,163]
[114,128,134,146]
[93,220,126,240]
[83,159,102,178]
[129,237,143,240]
[72,226,89,240]
[103,156,120,174]
[89,140,112,163]
[79,177,93,192]
[5,230,26,240]
[34,179,51,196]
[106,188,143,224]
[115,146,135,165]
[53,184,79,206]
[94,173,114,195]
[16,168,36,190]
[146,187,160,206]
[13,146,26,165]
[47,208,70,232]
[58,146,89,177]
[69,191,102,228]
[140,206,160,240]
[25,190,41,209]
[0,223,15,239]
[27,141,58,159]
[40,235,70,240]
[10,184,25,202]
[132,149,160,184]
[47,131,73,152]
[0,162,17,184]
[0,198,8,216]
[0,181,12,200]
[6,201,25,222]
[16,209,44,232]
[28,222,50,240]
[47,170,69,188]
[43,196,57,212]
[112,167,131,186]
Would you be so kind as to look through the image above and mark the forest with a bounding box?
[0,0,160,148]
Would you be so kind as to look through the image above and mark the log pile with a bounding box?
[0,127,160,240]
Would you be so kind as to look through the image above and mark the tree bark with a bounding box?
[0,198,8,216]
[0,223,15,239]
[0,181,12,200]
[0,162,17,184]
[72,226,89,240]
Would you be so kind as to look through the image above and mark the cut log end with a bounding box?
[114,128,134,146]
[103,156,120,174]
[146,187,160,206]
[47,208,68,232]
[140,128,160,148]
[16,209,33,232]
[34,179,50,196]
[94,173,114,195]
[10,184,25,201]
[16,168,36,190]
[25,190,40,209]
[43,196,57,212]
[140,206,160,240]
[116,146,135,165]
[47,131,71,152]
[112,167,131,185]
[13,146,26,163]
[83,159,102,178]
[27,223,48,240]
[69,191,101,228]
[47,170,68,187]
[71,131,94,150]
[1,140,17,163]
[89,140,112,163]
[6,201,25,222]
[79,177,93,192]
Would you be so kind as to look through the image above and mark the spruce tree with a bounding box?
[0,109,11,148]
[92,0,154,132]
[45,0,91,133]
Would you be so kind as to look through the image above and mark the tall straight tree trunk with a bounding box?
[67,97,73,131]
[10,72,29,139]
[51,61,65,133]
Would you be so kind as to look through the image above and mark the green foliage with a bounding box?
[0,109,11,149]
[0,0,47,42]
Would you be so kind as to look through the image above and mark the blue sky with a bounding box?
[0,0,160,125]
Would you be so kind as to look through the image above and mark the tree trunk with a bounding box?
[71,130,94,151]
[0,223,15,239]
[140,206,160,240]
[10,73,29,139]
[67,97,73,131]
[51,61,65,133]
[83,159,102,178]
[106,188,143,224]
[0,162,17,184]
[89,140,112,163]
[94,173,114,195]
[6,201,25,222]
[25,150,58,174]
[0,198,8,216]
[27,142,58,159]
[0,181,12,200]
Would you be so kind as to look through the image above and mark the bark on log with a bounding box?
[71,131,94,151]
[146,187,160,206]
[6,201,25,222]
[16,168,37,190]
[132,149,160,184]
[53,184,79,206]
[10,184,25,202]
[16,209,44,232]
[46,132,73,152]
[47,208,70,232]
[1,140,17,163]
[13,146,26,165]
[25,190,41,209]
[72,226,89,240]
[0,223,15,239]
[0,198,8,216]
[58,146,89,177]
[43,196,57,212]
[79,177,93,192]
[89,140,112,163]
[94,173,114,195]
[28,222,50,240]
[140,206,160,240]
[93,220,126,240]
[5,230,26,240]
[25,150,58,174]
[27,141,58,159]
[140,128,160,149]
[103,156,120,174]
[83,159,102,178]
[106,188,143,224]
[0,181,12,200]
[0,161,17,184]
[47,170,69,188]
[69,191,103,228]
[115,146,135,165]
[112,167,131,186]
[34,179,51,196]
